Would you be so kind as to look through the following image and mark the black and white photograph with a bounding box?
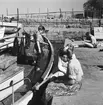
[0,0,103,105]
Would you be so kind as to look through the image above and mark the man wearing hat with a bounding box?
[35,25,48,72]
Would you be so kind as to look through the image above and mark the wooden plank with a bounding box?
[0,34,16,49]
[4,37,15,42]
[0,63,19,83]
[0,41,13,48]
[1,33,16,40]
[0,27,5,39]
[0,56,17,69]
[5,63,17,71]
[0,54,5,60]
[13,91,33,105]
[0,22,22,28]
[0,55,8,64]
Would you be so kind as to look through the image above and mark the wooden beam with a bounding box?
[13,91,33,105]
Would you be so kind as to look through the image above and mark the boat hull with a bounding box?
[0,66,24,101]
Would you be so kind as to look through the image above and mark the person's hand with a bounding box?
[38,50,41,54]
[35,83,40,90]
[35,85,40,90]
[36,67,40,71]
[43,42,48,45]
[47,73,54,79]
[64,46,69,51]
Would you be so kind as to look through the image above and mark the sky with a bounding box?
[0,0,87,15]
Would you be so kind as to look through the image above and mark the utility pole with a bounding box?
[59,8,63,18]
[6,8,8,16]
[72,8,74,18]
[47,8,49,26]
[39,8,41,25]
[17,8,19,30]
[2,14,3,27]
[47,8,49,18]
[39,8,40,18]
[92,7,94,23]
[27,8,29,18]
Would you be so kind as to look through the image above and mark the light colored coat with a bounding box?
[52,54,83,82]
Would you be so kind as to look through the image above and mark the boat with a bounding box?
[0,21,22,35]
[0,23,54,105]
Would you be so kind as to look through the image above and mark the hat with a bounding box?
[59,48,72,59]
[64,43,74,53]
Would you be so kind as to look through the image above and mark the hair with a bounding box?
[22,31,26,35]
[86,32,91,40]
[38,25,45,31]
[59,48,72,59]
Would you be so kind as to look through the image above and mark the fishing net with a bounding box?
[44,81,82,102]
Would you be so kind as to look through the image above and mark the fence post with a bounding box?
[10,80,14,105]
[6,8,8,16]
[17,8,19,28]
[2,14,3,27]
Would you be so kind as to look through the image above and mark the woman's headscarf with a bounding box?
[59,48,72,59]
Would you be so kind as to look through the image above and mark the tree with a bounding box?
[84,0,103,10]
[83,0,103,18]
